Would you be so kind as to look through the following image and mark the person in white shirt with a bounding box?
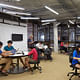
[36,42,44,49]
[36,42,44,55]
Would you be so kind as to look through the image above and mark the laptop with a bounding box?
[11,49,16,54]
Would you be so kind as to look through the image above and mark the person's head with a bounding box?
[29,45,34,50]
[7,40,13,47]
[29,35,33,39]
[0,41,3,48]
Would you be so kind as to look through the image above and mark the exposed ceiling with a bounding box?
[0,0,80,22]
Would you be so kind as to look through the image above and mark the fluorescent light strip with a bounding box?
[41,19,56,22]
[16,0,21,1]
[3,10,31,15]
[55,22,60,26]
[67,24,70,28]
[69,20,74,24]
[77,25,80,28]
[42,22,50,25]
[44,6,59,15]
[21,17,40,20]
[0,3,24,10]
[77,17,80,19]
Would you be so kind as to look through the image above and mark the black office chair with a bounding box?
[60,46,65,53]
[29,48,42,74]
[67,53,80,80]
[44,48,53,61]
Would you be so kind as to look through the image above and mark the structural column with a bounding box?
[53,22,58,53]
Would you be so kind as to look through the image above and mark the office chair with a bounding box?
[29,48,42,74]
[67,53,80,80]
[44,48,53,61]
[60,46,65,53]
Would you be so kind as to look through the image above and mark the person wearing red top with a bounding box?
[25,48,38,69]
[60,42,64,47]
[60,41,68,54]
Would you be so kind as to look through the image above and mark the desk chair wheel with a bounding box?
[67,74,69,76]
[31,69,34,74]
[67,72,74,76]
[38,66,42,73]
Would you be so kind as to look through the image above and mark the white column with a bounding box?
[53,22,58,53]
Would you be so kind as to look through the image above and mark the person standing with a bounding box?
[28,35,34,48]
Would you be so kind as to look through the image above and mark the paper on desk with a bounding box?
[23,51,28,55]
[9,54,23,57]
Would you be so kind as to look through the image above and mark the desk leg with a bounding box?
[9,57,25,74]
[17,58,19,72]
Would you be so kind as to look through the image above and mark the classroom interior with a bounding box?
[0,0,80,80]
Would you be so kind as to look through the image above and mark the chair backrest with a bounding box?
[44,48,52,55]
[35,47,40,63]
[69,53,73,64]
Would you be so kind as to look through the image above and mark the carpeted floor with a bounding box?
[0,53,80,80]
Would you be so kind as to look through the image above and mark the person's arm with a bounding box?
[3,50,11,53]
[73,57,80,60]
[28,49,34,56]
[29,41,34,44]
[1,51,13,57]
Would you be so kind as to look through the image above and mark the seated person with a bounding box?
[36,41,44,55]
[44,45,53,60]
[0,41,12,76]
[4,40,26,69]
[25,47,38,70]
[72,45,80,68]
[60,41,68,54]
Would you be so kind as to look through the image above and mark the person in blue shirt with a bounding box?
[4,40,14,51]
[72,45,80,68]
[0,41,12,76]
[28,35,34,48]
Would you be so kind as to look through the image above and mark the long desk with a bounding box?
[8,51,28,74]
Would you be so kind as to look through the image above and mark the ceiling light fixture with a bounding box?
[42,22,50,25]
[77,25,80,28]
[16,0,21,1]
[67,24,70,28]
[77,17,80,19]
[44,6,59,15]
[0,3,24,10]
[69,20,74,24]
[20,17,40,20]
[3,10,31,15]
[41,19,56,22]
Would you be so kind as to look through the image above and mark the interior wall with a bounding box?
[0,23,27,51]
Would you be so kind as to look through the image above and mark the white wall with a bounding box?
[0,23,27,51]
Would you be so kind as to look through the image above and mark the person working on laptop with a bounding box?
[0,41,12,76]
[4,40,26,69]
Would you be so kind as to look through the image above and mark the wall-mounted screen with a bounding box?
[12,34,23,41]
